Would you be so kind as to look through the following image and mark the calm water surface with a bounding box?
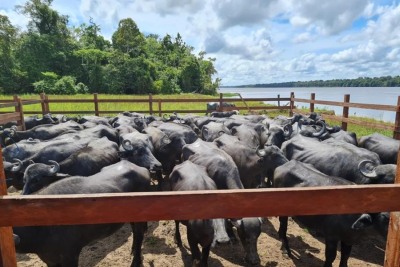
[218,87,400,122]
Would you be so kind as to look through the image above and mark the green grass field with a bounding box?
[0,93,395,138]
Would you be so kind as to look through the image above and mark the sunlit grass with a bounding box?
[0,93,268,116]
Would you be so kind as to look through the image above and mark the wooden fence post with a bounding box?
[393,96,400,140]
[310,93,315,113]
[0,151,17,267]
[289,92,294,116]
[149,94,153,115]
[13,95,25,131]
[94,93,99,116]
[219,93,223,112]
[158,100,162,117]
[40,93,46,115]
[384,147,400,267]
[16,97,25,131]
[44,95,50,114]
[342,94,350,131]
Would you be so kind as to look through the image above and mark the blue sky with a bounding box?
[1,0,400,86]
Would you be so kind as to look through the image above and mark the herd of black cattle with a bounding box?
[1,109,398,267]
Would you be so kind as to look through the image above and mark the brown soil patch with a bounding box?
[16,217,385,266]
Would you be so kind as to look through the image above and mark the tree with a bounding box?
[112,18,145,57]
[73,18,111,50]
[16,0,68,37]
[103,52,155,94]
[14,0,76,90]
[0,15,19,93]
[179,56,202,93]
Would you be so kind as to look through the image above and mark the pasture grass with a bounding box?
[0,93,267,116]
[0,93,395,137]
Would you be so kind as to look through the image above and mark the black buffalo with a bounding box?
[14,160,151,267]
[273,158,388,267]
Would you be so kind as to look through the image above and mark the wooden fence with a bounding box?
[290,92,400,139]
[1,92,399,137]
[1,91,400,266]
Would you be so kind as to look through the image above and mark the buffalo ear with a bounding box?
[214,139,223,148]
[351,214,373,230]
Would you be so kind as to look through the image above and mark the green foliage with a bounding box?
[54,76,76,94]
[155,67,181,94]
[33,72,87,94]
[75,82,89,94]
[72,18,110,50]
[33,71,58,93]
[2,2,220,95]
[0,15,19,93]
[112,18,145,57]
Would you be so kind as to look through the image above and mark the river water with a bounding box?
[218,87,400,122]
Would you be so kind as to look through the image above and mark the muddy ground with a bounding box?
[16,216,385,267]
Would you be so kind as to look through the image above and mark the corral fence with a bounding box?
[0,92,400,266]
[0,92,399,138]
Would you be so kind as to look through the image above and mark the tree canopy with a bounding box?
[0,0,220,95]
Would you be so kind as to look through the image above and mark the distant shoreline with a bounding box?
[221,75,400,88]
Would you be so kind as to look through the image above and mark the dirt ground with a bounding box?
[16,216,385,267]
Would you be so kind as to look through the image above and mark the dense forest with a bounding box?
[233,76,400,88]
[0,0,220,95]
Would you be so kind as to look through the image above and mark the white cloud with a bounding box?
[1,0,400,85]
[293,32,314,43]
[289,0,370,35]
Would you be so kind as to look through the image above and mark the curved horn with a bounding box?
[218,130,225,137]
[202,127,209,140]
[256,146,266,157]
[283,124,293,137]
[121,139,133,151]
[48,160,60,175]
[9,126,17,137]
[358,160,378,179]
[11,159,23,172]
[162,113,169,121]
[161,135,171,145]
[326,125,341,133]
[311,120,327,137]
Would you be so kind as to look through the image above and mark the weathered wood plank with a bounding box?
[1,185,400,227]
[0,102,17,108]
[0,148,17,267]
[0,228,17,267]
[0,113,21,124]
[294,97,397,111]
[21,100,42,105]
[384,148,400,267]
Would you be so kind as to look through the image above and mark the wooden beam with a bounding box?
[393,96,400,140]
[342,94,350,130]
[1,184,400,227]
[384,147,400,267]
[293,97,397,111]
[0,113,20,125]
[0,150,17,267]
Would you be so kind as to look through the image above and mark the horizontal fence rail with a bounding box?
[1,185,400,227]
